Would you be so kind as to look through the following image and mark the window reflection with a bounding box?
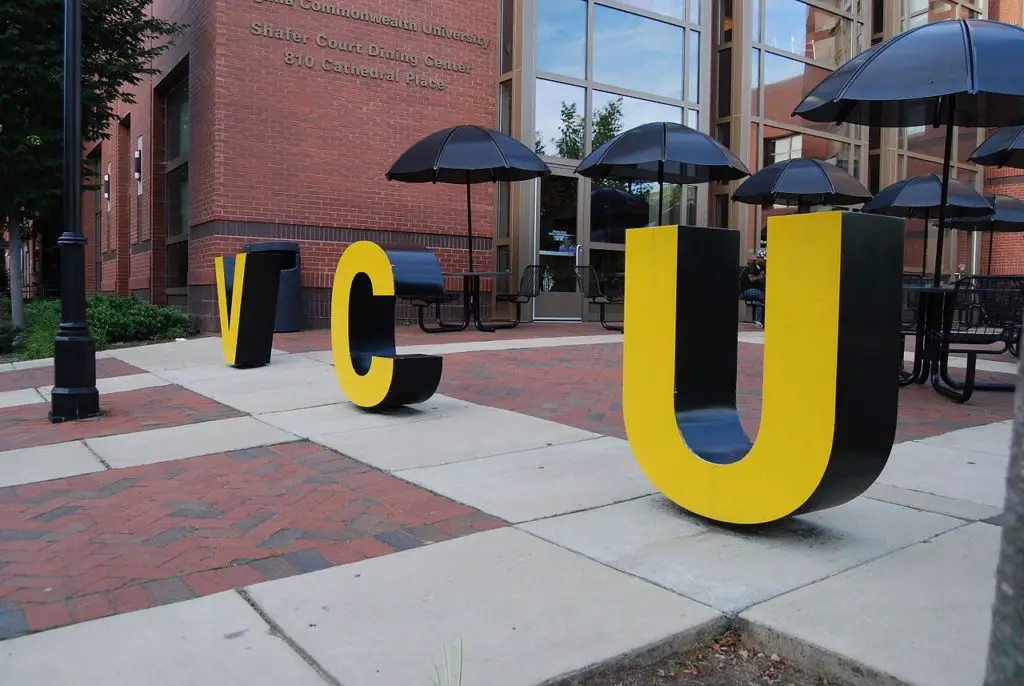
[614,0,684,19]
[537,0,586,78]
[593,5,684,99]
[762,51,849,136]
[538,175,579,293]
[902,123,947,159]
[535,79,585,158]
[593,90,681,143]
[687,30,701,103]
[903,0,959,28]
[763,0,853,67]
[763,125,852,173]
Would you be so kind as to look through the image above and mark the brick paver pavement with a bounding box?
[0,358,142,394]
[0,385,242,452]
[437,342,1015,444]
[0,441,503,639]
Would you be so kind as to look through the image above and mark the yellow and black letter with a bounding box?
[215,252,282,368]
[331,242,443,410]
[623,212,904,525]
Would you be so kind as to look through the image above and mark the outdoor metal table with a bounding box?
[441,271,514,333]
[900,284,953,388]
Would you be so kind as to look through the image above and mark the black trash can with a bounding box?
[243,241,302,333]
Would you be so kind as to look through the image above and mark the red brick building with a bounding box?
[74,0,1024,330]
[84,0,500,330]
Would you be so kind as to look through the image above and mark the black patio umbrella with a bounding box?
[969,125,1024,169]
[945,194,1024,273]
[574,121,750,221]
[731,158,872,212]
[386,125,551,272]
[861,174,993,274]
[793,18,1024,286]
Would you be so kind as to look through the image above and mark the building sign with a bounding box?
[251,0,491,92]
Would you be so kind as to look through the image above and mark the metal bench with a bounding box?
[574,265,623,332]
[932,275,1024,402]
[496,265,548,328]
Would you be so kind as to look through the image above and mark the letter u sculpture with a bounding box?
[623,212,904,525]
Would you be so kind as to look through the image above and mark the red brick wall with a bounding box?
[85,0,499,329]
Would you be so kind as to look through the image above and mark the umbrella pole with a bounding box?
[988,229,995,274]
[921,209,929,276]
[466,183,474,274]
[932,95,955,288]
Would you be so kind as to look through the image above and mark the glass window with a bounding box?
[763,126,852,169]
[752,0,761,41]
[957,126,980,164]
[872,0,884,34]
[688,0,700,24]
[165,81,189,162]
[593,90,681,146]
[903,0,959,28]
[537,175,580,293]
[717,48,732,117]
[719,0,734,43]
[534,79,585,158]
[536,0,586,78]
[687,108,699,129]
[763,0,853,68]
[614,0,684,19]
[166,166,188,238]
[593,6,684,99]
[499,80,512,133]
[762,51,849,136]
[905,155,943,178]
[902,123,947,159]
[165,241,188,290]
[687,30,701,103]
[869,152,880,193]
[501,0,514,73]
[750,48,761,116]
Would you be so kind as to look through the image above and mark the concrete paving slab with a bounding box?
[863,482,1002,521]
[247,527,724,686]
[520,494,963,614]
[915,419,1013,457]
[0,388,44,408]
[256,394,475,438]
[103,337,291,373]
[398,436,655,522]
[8,357,54,370]
[0,441,106,488]
[878,440,1009,508]
[157,350,323,385]
[317,403,598,472]
[741,522,999,686]
[36,372,169,401]
[0,591,325,686]
[86,416,297,468]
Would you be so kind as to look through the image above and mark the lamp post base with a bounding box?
[50,324,100,422]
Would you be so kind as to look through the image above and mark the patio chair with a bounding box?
[573,265,623,332]
[932,275,1024,402]
[496,265,549,327]
[898,272,925,384]
[402,284,463,334]
[737,265,765,324]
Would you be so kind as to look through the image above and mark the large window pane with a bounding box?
[763,0,853,67]
[593,5,684,99]
[165,81,189,162]
[687,30,701,103]
[165,241,188,290]
[902,123,947,159]
[762,51,849,136]
[537,175,579,293]
[717,48,732,117]
[534,79,585,158]
[614,0,684,19]
[593,90,682,147]
[763,126,852,170]
[902,0,959,28]
[750,48,761,115]
[536,0,586,79]
[501,0,514,73]
[166,165,189,238]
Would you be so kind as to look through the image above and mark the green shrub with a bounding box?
[18,295,195,360]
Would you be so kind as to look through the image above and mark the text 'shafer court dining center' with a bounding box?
[71,0,1021,331]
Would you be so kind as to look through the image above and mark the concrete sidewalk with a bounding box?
[0,333,1014,685]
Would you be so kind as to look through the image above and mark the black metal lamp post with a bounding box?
[50,0,99,422]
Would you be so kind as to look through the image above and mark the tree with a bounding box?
[540,97,626,162]
[554,101,585,160]
[984,359,1024,685]
[0,1,181,228]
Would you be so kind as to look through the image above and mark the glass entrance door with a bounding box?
[534,173,584,320]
